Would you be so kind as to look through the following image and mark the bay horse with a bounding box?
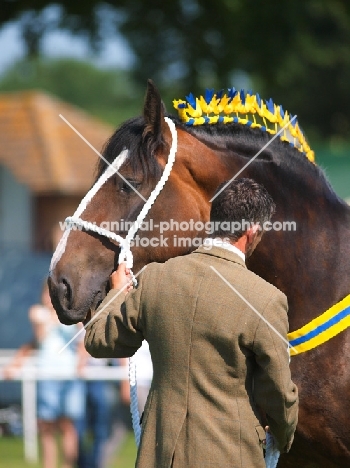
[48,80,350,467]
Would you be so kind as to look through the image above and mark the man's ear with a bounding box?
[247,224,260,241]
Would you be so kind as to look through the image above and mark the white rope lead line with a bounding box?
[265,431,280,468]
[58,265,147,354]
[210,266,298,354]
[59,114,147,202]
[210,115,297,202]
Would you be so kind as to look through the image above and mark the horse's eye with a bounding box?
[120,180,140,194]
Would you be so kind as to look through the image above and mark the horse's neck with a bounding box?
[242,163,350,329]
[179,129,350,325]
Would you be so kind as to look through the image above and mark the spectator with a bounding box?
[4,281,85,468]
[77,356,112,468]
[100,358,132,467]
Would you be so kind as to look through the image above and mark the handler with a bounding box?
[84,178,298,468]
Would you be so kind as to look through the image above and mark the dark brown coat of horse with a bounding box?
[49,81,350,467]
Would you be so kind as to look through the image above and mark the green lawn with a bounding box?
[0,432,137,468]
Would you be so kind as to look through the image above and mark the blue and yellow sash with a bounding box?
[288,294,350,356]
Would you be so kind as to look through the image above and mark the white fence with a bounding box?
[0,351,130,464]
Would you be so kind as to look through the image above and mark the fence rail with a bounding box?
[0,350,131,464]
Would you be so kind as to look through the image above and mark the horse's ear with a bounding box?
[143,79,167,144]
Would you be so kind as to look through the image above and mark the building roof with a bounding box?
[0,90,114,194]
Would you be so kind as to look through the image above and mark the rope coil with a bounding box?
[129,355,141,447]
[265,432,280,468]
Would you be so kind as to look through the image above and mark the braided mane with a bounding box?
[97,88,324,189]
[173,88,315,163]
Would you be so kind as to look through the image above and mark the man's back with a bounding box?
[85,245,298,468]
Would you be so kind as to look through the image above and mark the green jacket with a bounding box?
[85,245,298,468]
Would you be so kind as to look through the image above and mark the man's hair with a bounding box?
[210,178,276,241]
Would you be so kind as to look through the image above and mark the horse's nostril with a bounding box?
[48,273,87,324]
[59,277,73,310]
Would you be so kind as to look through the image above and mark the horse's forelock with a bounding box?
[96,116,162,182]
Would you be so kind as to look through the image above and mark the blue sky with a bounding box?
[0,20,133,75]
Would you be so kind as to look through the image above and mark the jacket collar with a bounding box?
[193,244,247,269]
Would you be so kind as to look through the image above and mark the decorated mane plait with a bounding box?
[173,88,315,163]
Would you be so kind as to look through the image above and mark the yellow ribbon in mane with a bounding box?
[173,88,315,163]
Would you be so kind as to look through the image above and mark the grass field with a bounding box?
[0,432,137,468]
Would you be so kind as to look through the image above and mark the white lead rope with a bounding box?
[129,354,141,447]
[265,432,280,468]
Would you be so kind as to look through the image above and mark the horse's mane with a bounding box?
[175,115,334,184]
[180,117,315,171]
[97,113,338,200]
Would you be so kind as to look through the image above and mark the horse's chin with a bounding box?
[53,298,89,325]
[54,291,105,325]
[56,310,85,325]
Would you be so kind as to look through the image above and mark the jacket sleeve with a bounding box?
[84,274,145,359]
[252,292,299,453]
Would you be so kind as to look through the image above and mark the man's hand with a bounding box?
[82,263,133,325]
[110,262,133,294]
[261,426,271,450]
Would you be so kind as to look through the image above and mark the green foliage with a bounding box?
[0,57,144,126]
[114,0,350,141]
[2,0,350,183]
[2,0,350,140]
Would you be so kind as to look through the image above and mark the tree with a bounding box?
[1,0,350,140]
[0,58,144,126]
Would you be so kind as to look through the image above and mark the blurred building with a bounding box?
[0,90,113,354]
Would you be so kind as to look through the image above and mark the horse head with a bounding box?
[48,80,229,324]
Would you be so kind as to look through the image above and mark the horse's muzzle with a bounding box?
[47,274,87,325]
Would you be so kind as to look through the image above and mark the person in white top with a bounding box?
[4,281,85,468]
